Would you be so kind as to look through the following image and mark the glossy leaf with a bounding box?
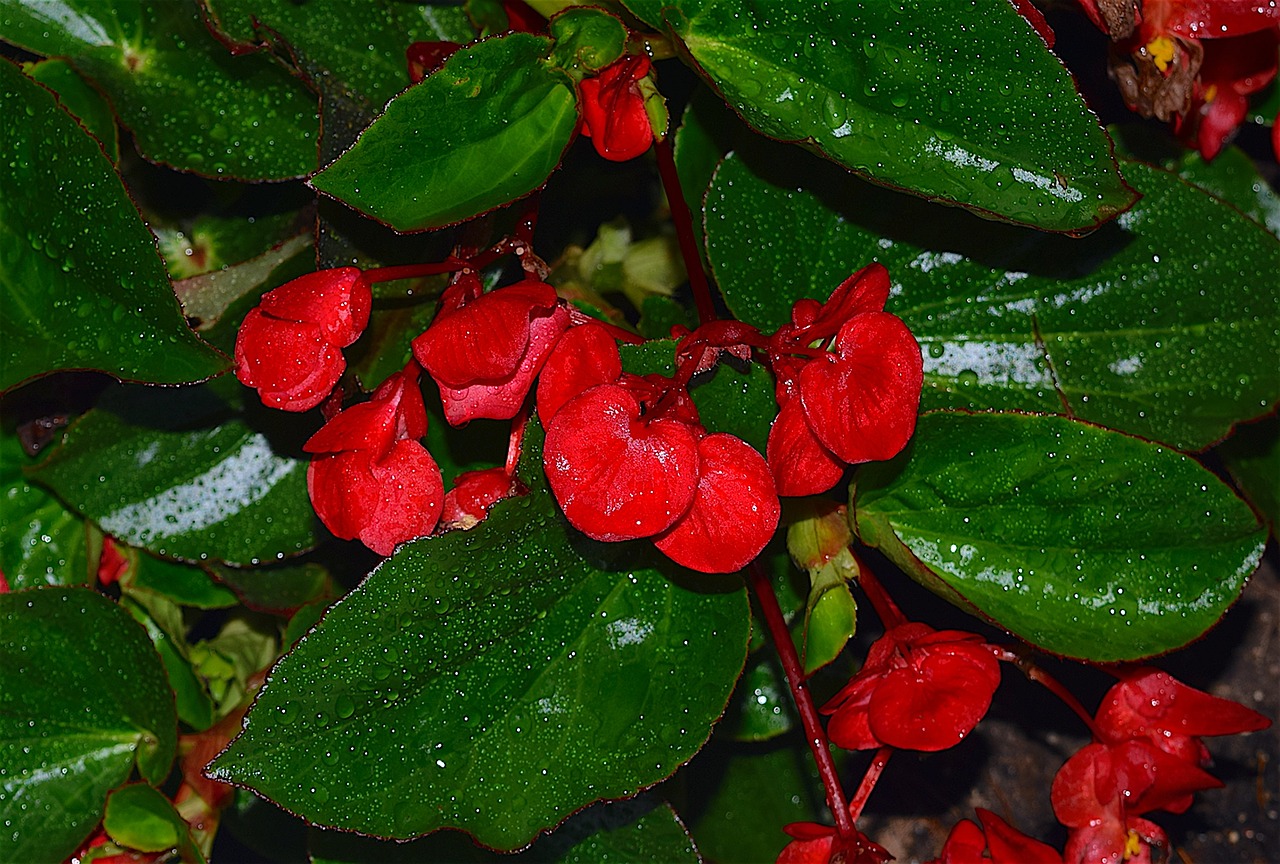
[311,33,578,231]
[31,387,316,566]
[173,234,313,332]
[22,58,119,162]
[706,150,1280,450]
[213,561,337,615]
[1172,147,1280,238]
[124,548,239,609]
[0,428,95,590]
[123,594,217,732]
[0,587,177,862]
[621,0,1134,231]
[201,0,475,109]
[209,437,750,849]
[853,412,1267,661]
[0,0,319,179]
[722,658,793,742]
[104,782,203,860]
[1218,416,1279,535]
[0,60,229,392]
[158,209,310,282]
[802,580,857,676]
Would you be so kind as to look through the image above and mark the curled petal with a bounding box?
[441,467,519,529]
[234,309,344,412]
[799,312,923,464]
[654,434,780,573]
[544,384,699,541]
[258,267,371,346]
[304,366,426,455]
[579,56,654,161]
[434,302,570,425]
[413,280,560,389]
[974,809,1062,864]
[809,262,891,335]
[766,397,845,497]
[307,442,443,556]
[536,321,623,425]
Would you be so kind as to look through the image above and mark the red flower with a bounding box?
[413,276,570,425]
[822,623,1001,751]
[304,366,443,555]
[1095,667,1270,765]
[1078,0,1280,159]
[97,536,130,587]
[776,822,892,864]
[766,264,922,496]
[579,55,655,161]
[441,467,520,529]
[932,809,1061,864]
[540,324,780,573]
[235,268,371,412]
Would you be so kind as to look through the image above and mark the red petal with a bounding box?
[810,263,891,335]
[1096,668,1270,752]
[868,648,999,751]
[934,818,988,864]
[259,268,371,346]
[544,384,699,541]
[442,467,517,528]
[799,312,922,464]
[435,302,569,425]
[766,397,845,496]
[974,809,1062,864]
[537,321,623,425]
[234,309,344,412]
[413,281,560,389]
[579,57,654,161]
[304,367,426,454]
[654,434,780,572]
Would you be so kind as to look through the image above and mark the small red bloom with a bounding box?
[305,366,443,555]
[579,55,655,161]
[413,276,570,425]
[933,809,1062,864]
[97,536,129,587]
[441,467,519,530]
[776,822,892,864]
[766,264,922,496]
[235,268,371,412]
[822,623,1001,751]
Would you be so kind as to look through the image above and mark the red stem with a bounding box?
[849,550,907,630]
[747,561,855,841]
[653,138,717,326]
[846,746,892,823]
[363,259,465,284]
[995,647,1101,738]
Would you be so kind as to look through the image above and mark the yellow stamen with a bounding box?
[1146,36,1176,72]
[1123,828,1143,859]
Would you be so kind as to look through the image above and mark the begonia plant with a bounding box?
[1,1,1277,862]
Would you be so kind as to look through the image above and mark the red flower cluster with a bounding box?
[579,55,655,161]
[766,264,923,496]
[1050,667,1270,863]
[539,321,780,573]
[1079,0,1280,159]
[932,809,1062,864]
[304,365,443,556]
[821,623,1002,751]
[234,268,371,411]
[413,274,569,425]
[776,822,892,864]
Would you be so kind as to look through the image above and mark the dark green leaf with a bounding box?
[0,60,229,392]
[0,587,177,862]
[1171,147,1280,238]
[691,360,775,456]
[31,386,316,566]
[1218,416,1279,536]
[0,428,95,589]
[208,472,749,848]
[104,782,204,861]
[201,0,475,110]
[853,412,1267,661]
[125,549,238,609]
[802,580,856,676]
[721,658,792,742]
[158,210,310,282]
[213,561,337,615]
[622,0,1135,231]
[22,58,119,162]
[123,594,217,732]
[546,6,627,81]
[312,33,578,231]
[349,299,440,392]
[0,0,319,179]
[705,150,1280,450]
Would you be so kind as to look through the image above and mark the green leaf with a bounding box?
[1171,147,1280,239]
[546,6,627,81]
[0,428,95,589]
[1218,416,1279,536]
[213,561,337,615]
[124,549,238,609]
[0,60,229,392]
[0,587,177,862]
[312,33,578,231]
[201,0,475,110]
[721,658,793,742]
[158,208,310,282]
[104,782,204,862]
[22,58,119,162]
[853,412,1267,661]
[0,0,319,179]
[691,360,775,457]
[31,386,317,566]
[172,233,313,334]
[622,0,1135,231]
[123,594,217,732]
[705,149,1280,451]
[802,580,856,676]
[208,474,750,848]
